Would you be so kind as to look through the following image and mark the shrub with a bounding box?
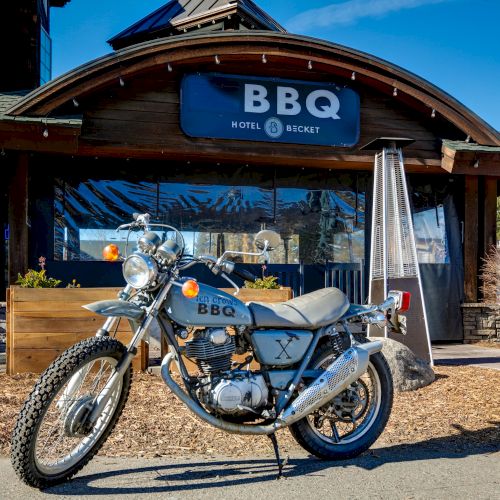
[244,275,280,289]
[16,269,61,288]
[479,245,500,303]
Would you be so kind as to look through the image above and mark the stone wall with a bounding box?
[461,303,500,343]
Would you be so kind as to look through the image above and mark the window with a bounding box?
[413,205,449,264]
[54,168,367,264]
[40,27,52,85]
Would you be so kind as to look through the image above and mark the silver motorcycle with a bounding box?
[11,213,410,488]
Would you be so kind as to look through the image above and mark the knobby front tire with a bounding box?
[11,337,132,489]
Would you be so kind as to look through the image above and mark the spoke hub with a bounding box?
[63,395,95,437]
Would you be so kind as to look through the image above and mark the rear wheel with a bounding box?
[11,337,132,488]
[289,340,393,460]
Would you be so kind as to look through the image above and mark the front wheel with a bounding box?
[289,340,393,460]
[11,337,132,488]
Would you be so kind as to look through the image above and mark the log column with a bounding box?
[8,153,29,284]
[464,175,478,302]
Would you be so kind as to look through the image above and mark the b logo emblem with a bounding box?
[264,117,284,139]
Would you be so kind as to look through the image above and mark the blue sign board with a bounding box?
[180,73,360,147]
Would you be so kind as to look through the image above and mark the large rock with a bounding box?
[378,338,435,392]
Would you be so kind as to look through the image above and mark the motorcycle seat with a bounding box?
[247,287,350,329]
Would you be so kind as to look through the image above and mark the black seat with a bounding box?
[247,288,350,329]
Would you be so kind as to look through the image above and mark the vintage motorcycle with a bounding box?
[11,213,410,488]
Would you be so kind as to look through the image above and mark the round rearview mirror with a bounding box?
[255,230,281,251]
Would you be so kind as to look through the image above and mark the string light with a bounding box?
[393,87,398,96]
[351,71,356,81]
[43,127,49,138]
[262,54,267,64]
[431,108,436,118]
[72,98,79,107]
[215,55,220,64]
[307,60,313,70]
[119,77,125,87]
[167,63,173,72]
[473,159,480,169]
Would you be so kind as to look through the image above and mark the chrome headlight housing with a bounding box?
[123,252,158,289]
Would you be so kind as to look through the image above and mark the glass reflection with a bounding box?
[54,170,366,264]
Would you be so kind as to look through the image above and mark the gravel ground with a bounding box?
[1,365,499,459]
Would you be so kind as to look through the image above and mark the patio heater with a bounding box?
[362,138,433,364]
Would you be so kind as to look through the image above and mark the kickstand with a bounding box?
[268,433,286,479]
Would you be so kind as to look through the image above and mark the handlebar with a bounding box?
[231,268,258,283]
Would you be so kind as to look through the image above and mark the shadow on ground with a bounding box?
[44,422,500,496]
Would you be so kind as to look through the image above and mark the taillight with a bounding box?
[397,291,411,313]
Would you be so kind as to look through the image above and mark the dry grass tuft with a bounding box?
[479,245,500,304]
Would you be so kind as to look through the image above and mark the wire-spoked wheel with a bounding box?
[289,340,393,460]
[11,337,132,488]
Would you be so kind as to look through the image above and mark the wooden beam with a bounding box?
[464,175,479,302]
[483,176,498,252]
[8,154,29,284]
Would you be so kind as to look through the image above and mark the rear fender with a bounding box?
[83,300,145,321]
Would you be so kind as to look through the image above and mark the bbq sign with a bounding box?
[180,73,360,147]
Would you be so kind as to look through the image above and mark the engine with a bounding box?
[184,328,269,415]
[184,328,235,374]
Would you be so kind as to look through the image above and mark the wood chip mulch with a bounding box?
[1,365,499,459]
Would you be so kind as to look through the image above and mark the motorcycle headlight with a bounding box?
[123,252,158,289]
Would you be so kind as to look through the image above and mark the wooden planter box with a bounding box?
[6,286,292,375]
[6,286,147,375]
[219,287,293,303]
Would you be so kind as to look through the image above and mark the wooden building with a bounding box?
[0,0,499,342]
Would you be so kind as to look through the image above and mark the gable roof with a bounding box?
[108,0,285,49]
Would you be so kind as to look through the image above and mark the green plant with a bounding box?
[244,275,280,289]
[16,269,61,288]
[66,279,81,288]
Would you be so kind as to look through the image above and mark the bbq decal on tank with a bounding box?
[197,303,236,317]
[164,282,253,327]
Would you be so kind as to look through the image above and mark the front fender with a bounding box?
[82,300,145,321]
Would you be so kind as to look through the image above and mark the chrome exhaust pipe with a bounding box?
[278,341,382,426]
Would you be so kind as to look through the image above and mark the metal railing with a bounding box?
[324,260,365,305]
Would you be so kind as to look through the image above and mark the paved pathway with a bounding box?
[1,442,499,500]
[432,343,500,370]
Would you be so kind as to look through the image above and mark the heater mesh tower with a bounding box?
[368,146,433,364]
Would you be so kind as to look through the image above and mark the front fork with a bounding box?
[85,281,173,424]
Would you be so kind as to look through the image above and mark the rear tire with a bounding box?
[289,339,393,460]
[11,337,132,488]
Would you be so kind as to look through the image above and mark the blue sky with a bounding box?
[52,0,499,131]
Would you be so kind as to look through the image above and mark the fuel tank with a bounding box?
[164,281,253,327]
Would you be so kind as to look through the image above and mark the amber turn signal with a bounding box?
[103,244,120,261]
[182,279,199,299]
